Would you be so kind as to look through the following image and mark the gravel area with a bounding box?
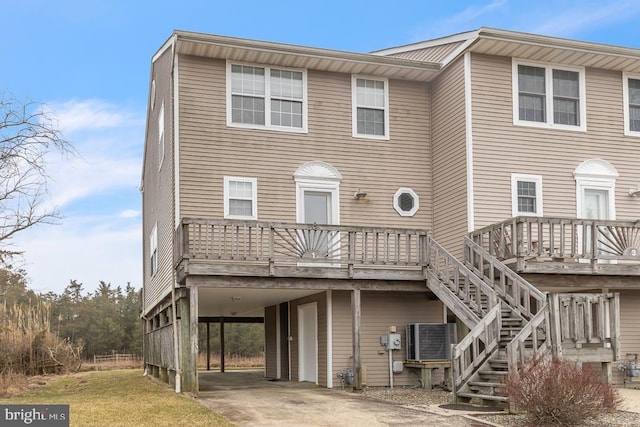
[359,387,640,427]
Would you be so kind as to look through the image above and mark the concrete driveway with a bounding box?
[197,370,493,427]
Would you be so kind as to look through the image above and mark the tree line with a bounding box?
[1,265,142,359]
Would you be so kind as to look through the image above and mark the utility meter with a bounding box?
[388,333,401,350]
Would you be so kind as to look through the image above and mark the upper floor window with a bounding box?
[150,222,158,277]
[511,174,543,217]
[623,73,640,136]
[224,176,257,220]
[158,101,165,170]
[227,63,307,132]
[512,60,586,131]
[352,76,389,139]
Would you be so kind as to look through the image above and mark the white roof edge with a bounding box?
[173,30,441,71]
[372,26,640,68]
[152,33,177,63]
[370,29,480,57]
[440,37,481,68]
[478,27,640,57]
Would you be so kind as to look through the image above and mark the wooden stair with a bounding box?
[427,236,550,407]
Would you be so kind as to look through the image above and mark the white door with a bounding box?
[304,191,331,224]
[581,188,612,257]
[298,303,318,383]
[583,189,610,220]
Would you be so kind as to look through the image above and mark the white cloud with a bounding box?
[120,209,141,218]
[40,99,143,209]
[11,98,144,294]
[49,99,138,133]
[16,217,141,294]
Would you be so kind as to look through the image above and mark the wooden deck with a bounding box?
[470,217,640,275]
[174,218,430,283]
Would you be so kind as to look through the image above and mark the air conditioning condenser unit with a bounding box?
[406,323,457,361]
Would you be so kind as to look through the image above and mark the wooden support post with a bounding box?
[206,322,210,371]
[179,290,197,393]
[549,293,563,358]
[220,317,225,373]
[190,286,200,394]
[352,288,362,390]
[602,362,613,384]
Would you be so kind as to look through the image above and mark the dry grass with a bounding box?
[0,369,232,426]
[197,353,263,369]
[82,355,143,371]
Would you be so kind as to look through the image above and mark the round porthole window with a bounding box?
[393,188,419,216]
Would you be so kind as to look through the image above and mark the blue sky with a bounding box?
[3,0,640,295]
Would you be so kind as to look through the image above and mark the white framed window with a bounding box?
[393,188,419,217]
[227,62,307,132]
[158,101,165,170]
[512,60,586,131]
[352,76,389,139]
[511,174,543,217]
[150,222,158,277]
[224,176,258,220]
[623,73,640,136]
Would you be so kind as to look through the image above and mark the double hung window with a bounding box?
[511,174,543,217]
[513,60,585,131]
[224,177,258,220]
[228,63,306,131]
[352,76,389,139]
[623,73,640,136]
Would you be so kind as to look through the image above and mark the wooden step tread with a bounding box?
[469,381,506,387]
[457,392,509,402]
[479,370,508,376]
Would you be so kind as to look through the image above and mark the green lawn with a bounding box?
[0,370,233,427]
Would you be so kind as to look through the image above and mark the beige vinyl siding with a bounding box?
[617,291,640,384]
[142,48,175,313]
[470,53,640,228]
[176,55,432,230]
[360,292,444,387]
[387,41,465,63]
[431,57,469,255]
[290,292,328,385]
[264,305,278,379]
[331,291,445,387]
[331,291,353,384]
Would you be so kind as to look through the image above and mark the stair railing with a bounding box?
[505,302,551,371]
[427,237,499,320]
[451,304,502,402]
[464,237,546,320]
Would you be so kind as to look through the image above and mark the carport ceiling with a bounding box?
[198,287,321,318]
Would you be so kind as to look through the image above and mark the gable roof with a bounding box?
[373,27,640,73]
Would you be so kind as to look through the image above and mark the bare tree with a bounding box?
[0,92,73,262]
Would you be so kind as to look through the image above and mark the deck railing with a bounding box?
[549,293,620,359]
[174,218,429,272]
[470,217,640,271]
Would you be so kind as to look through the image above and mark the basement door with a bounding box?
[298,302,318,383]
